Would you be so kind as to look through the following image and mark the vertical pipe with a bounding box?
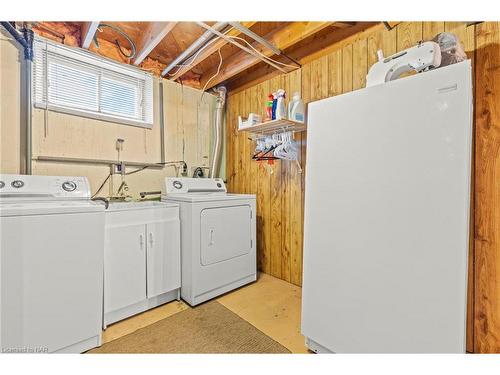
[209,86,226,178]
[22,24,34,175]
[24,60,32,174]
[159,79,165,164]
[0,22,33,174]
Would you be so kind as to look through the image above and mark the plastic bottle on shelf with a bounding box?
[265,94,274,121]
[288,92,305,123]
[271,92,277,120]
[275,89,286,120]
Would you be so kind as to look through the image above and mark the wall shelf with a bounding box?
[238,119,306,136]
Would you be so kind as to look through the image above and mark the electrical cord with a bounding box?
[91,173,111,198]
[96,23,137,59]
[91,160,187,198]
[167,27,297,81]
[201,48,223,99]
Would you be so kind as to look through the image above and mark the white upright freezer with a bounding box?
[301,61,473,353]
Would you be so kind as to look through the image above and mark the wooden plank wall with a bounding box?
[474,22,500,353]
[227,22,500,353]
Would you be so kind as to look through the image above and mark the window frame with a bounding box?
[33,37,154,129]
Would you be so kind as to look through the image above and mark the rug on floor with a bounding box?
[88,301,291,354]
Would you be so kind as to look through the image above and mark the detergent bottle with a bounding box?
[288,92,305,123]
[275,89,286,120]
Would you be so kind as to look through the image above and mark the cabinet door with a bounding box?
[146,218,181,298]
[104,224,147,313]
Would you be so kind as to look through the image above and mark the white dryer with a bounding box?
[162,178,256,306]
[0,174,105,353]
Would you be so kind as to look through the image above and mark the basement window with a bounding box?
[32,37,154,128]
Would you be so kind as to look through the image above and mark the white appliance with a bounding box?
[104,201,181,326]
[0,174,105,353]
[162,178,256,306]
[301,60,473,353]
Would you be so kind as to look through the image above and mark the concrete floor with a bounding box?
[102,273,308,353]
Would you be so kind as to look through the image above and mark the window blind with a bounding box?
[33,37,154,128]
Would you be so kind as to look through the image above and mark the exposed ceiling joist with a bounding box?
[199,21,333,89]
[331,22,357,28]
[196,22,288,74]
[132,22,177,65]
[169,21,256,81]
[81,22,99,49]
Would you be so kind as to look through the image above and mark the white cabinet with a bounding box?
[146,218,181,298]
[105,223,147,313]
[104,203,180,326]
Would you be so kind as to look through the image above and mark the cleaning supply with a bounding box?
[275,89,286,120]
[265,94,274,121]
[271,92,277,120]
[288,92,305,123]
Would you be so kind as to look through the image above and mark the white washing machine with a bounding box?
[0,174,105,353]
[162,178,256,306]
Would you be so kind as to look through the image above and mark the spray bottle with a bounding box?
[275,89,286,120]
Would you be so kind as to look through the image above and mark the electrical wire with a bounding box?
[200,48,223,101]
[91,173,111,198]
[96,23,137,59]
[226,34,298,70]
[167,27,297,82]
[166,27,233,77]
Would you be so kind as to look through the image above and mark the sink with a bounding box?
[107,201,177,211]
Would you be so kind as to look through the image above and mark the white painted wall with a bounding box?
[0,29,217,198]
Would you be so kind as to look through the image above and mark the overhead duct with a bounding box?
[209,86,227,178]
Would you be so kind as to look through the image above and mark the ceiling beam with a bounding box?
[169,21,256,81]
[196,22,288,74]
[199,21,333,90]
[331,22,357,28]
[132,22,177,66]
[81,22,100,49]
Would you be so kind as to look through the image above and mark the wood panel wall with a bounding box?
[226,22,500,353]
[474,21,500,353]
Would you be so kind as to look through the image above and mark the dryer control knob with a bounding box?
[0,181,4,189]
[62,181,77,192]
[173,180,183,189]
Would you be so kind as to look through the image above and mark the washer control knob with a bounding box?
[62,181,77,192]
[11,180,24,188]
[217,183,222,188]
[173,180,183,189]
[0,181,4,189]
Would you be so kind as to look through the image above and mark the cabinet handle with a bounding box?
[139,234,144,250]
[149,232,154,248]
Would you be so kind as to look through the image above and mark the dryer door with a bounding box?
[200,205,252,265]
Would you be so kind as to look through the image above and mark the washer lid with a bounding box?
[161,192,255,203]
[0,201,104,217]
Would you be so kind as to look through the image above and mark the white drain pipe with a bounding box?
[209,86,226,178]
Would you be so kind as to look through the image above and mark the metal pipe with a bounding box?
[196,22,287,73]
[2,22,34,174]
[228,21,281,55]
[34,156,165,169]
[159,79,165,163]
[0,22,28,50]
[161,22,228,77]
[209,86,226,178]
